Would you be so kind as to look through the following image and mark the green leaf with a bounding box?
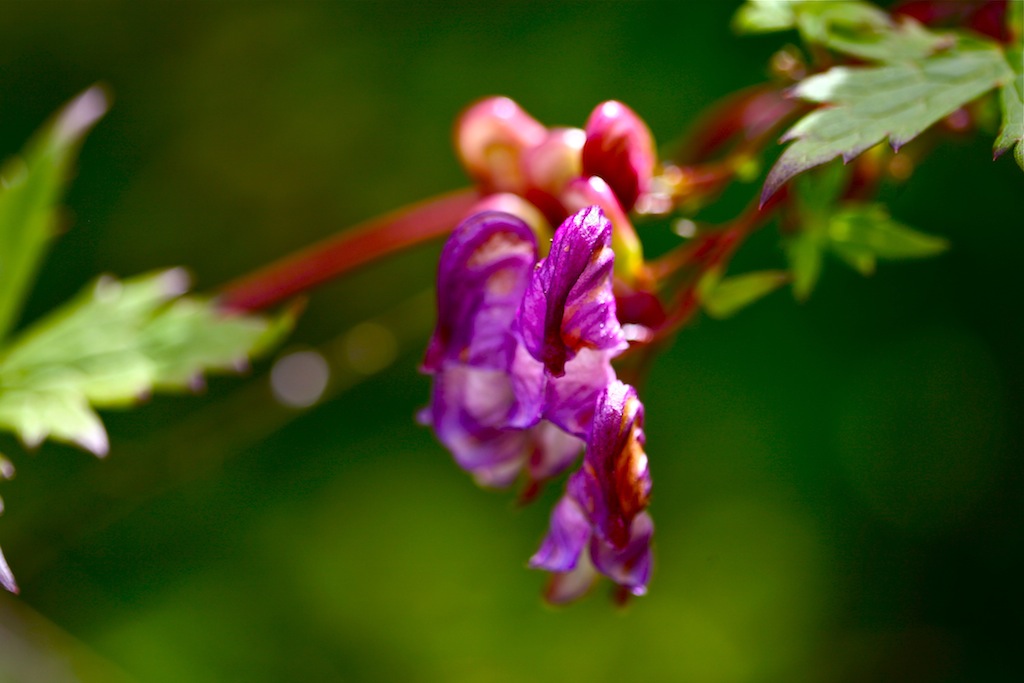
[0,270,288,455]
[827,204,949,260]
[732,0,802,34]
[763,37,1014,202]
[797,4,949,63]
[701,270,790,319]
[786,229,823,302]
[0,87,108,342]
[735,0,947,63]
[994,72,1024,171]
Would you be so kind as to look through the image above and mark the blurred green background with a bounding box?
[1,1,1021,681]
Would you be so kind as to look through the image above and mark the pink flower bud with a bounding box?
[562,176,644,284]
[581,101,656,212]
[455,97,547,194]
[521,127,585,198]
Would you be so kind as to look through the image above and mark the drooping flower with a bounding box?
[422,203,654,601]
[530,380,653,603]
[423,207,628,488]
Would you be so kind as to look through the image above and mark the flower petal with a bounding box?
[544,549,599,605]
[590,511,653,596]
[424,211,537,372]
[581,381,651,548]
[428,365,528,485]
[544,348,617,439]
[529,493,590,573]
[518,206,626,377]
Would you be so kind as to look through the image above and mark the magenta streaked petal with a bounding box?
[506,343,547,429]
[583,381,651,548]
[429,365,527,481]
[529,495,590,573]
[518,206,626,376]
[526,420,584,482]
[424,211,537,372]
[590,511,654,595]
[544,348,617,439]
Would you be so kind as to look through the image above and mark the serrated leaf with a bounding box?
[994,72,1024,170]
[827,204,949,259]
[0,270,288,454]
[702,270,790,319]
[763,37,1014,202]
[0,87,108,342]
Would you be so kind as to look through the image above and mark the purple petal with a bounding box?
[544,348,617,439]
[517,206,626,377]
[525,420,584,482]
[424,211,537,373]
[529,494,591,572]
[428,365,529,485]
[544,551,599,605]
[583,381,651,548]
[590,512,653,595]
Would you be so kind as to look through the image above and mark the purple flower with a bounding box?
[530,381,653,602]
[422,206,653,602]
[517,206,627,378]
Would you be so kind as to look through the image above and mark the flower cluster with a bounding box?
[421,205,653,602]
[420,97,662,602]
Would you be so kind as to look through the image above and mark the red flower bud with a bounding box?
[581,101,656,212]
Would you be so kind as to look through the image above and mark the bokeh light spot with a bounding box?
[270,350,330,408]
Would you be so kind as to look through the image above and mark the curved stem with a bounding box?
[218,187,480,312]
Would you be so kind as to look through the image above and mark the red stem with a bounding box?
[218,187,481,312]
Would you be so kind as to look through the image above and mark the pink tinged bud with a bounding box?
[562,176,644,284]
[581,101,656,212]
[467,193,553,255]
[455,97,547,194]
[520,127,586,222]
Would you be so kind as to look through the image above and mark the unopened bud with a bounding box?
[522,127,585,198]
[469,192,553,254]
[581,101,656,212]
[455,96,547,194]
[562,176,644,284]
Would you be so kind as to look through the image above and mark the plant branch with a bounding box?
[218,187,480,312]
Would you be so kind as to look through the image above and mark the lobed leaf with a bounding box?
[735,0,947,63]
[732,0,804,34]
[827,204,949,261]
[763,37,1014,202]
[701,270,790,319]
[0,270,288,455]
[0,87,108,342]
[786,163,947,300]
